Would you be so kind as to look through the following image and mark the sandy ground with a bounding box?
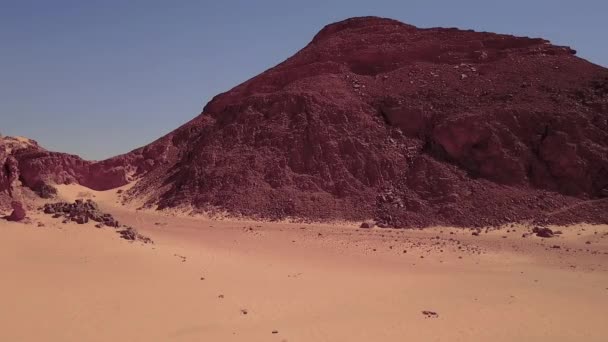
[1,185,607,342]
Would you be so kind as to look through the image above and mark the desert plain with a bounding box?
[1,184,606,342]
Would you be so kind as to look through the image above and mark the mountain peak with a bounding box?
[311,16,415,43]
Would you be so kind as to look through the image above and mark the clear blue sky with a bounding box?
[1,0,606,160]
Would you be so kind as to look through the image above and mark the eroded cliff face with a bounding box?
[3,17,607,226]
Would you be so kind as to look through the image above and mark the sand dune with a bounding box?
[1,185,607,341]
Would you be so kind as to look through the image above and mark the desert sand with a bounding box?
[1,184,607,342]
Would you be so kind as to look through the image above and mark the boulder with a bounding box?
[75,216,89,224]
[533,226,554,238]
[360,220,376,229]
[6,201,26,221]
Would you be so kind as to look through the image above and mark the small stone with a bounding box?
[360,220,376,229]
[422,310,439,318]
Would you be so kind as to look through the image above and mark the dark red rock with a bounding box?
[6,201,26,221]
[422,310,439,318]
[74,216,89,224]
[533,227,555,238]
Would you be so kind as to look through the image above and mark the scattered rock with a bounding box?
[118,227,153,244]
[42,200,123,228]
[41,200,153,243]
[422,310,439,318]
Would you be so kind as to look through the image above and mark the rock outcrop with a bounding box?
[41,200,153,243]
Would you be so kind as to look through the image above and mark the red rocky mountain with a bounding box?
[3,17,607,226]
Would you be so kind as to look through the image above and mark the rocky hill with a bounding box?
[0,134,177,207]
[3,17,607,226]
